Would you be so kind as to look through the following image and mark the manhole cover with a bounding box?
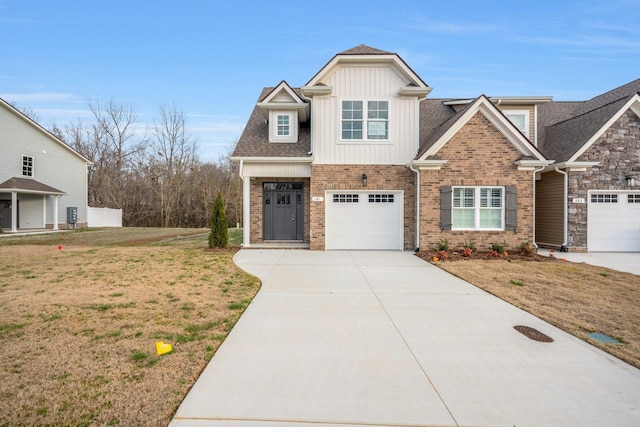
[514,325,554,343]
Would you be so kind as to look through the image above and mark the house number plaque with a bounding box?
[572,198,585,204]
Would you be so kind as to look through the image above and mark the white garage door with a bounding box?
[588,192,640,252]
[325,192,403,250]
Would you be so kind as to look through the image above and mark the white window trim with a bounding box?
[452,186,505,230]
[502,109,530,138]
[22,154,34,177]
[339,99,391,143]
[268,110,298,143]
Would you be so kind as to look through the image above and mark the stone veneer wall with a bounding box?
[420,112,536,252]
[309,164,416,250]
[567,110,640,250]
[249,177,311,244]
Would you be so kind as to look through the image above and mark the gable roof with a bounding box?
[0,177,65,195]
[0,97,92,165]
[305,45,429,89]
[539,78,640,162]
[257,80,309,122]
[416,95,547,162]
[231,88,311,159]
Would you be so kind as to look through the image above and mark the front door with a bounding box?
[0,200,13,229]
[263,183,304,241]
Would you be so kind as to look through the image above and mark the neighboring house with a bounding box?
[231,45,551,251]
[534,79,640,252]
[0,97,91,232]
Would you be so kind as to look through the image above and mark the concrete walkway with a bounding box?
[537,248,640,275]
[170,250,640,427]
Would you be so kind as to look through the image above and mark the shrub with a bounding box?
[435,250,448,260]
[489,242,507,254]
[461,247,473,257]
[462,240,476,252]
[208,193,228,248]
[436,238,449,252]
[517,242,536,256]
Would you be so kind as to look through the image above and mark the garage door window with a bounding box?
[369,194,394,203]
[591,194,618,203]
[628,194,640,203]
[333,194,359,203]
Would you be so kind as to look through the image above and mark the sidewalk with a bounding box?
[537,248,640,275]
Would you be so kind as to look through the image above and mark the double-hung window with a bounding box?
[276,114,290,137]
[341,100,388,141]
[503,110,530,138]
[452,187,504,230]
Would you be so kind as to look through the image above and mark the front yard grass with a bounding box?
[433,256,640,369]
[0,228,259,426]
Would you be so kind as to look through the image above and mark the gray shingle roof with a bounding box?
[339,45,393,55]
[232,88,311,158]
[0,177,64,194]
[538,78,640,162]
[417,99,469,159]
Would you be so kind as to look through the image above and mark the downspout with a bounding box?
[554,167,568,251]
[532,165,546,249]
[409,162,420,252]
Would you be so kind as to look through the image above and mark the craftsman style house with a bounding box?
[232,45,639,252]
[0,98,91,232]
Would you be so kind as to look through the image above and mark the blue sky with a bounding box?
[2,1,639,162]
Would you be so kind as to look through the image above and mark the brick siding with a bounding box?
[419,112,535,252]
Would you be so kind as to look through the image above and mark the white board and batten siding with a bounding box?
[311,65,420,165]
[0,104,90,225]
[242,162,311,178]
[588,191,640,252]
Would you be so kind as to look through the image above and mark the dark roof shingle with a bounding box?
[0,177,64,194]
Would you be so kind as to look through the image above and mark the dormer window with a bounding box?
[22,155,34,177]
[269,110,298,143]
[277,114,291,137]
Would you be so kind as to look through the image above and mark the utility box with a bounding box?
[67,206,78,228]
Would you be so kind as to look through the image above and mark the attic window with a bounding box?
[503,110,530,137]
[22,155,34,177]
[268,111,297,143]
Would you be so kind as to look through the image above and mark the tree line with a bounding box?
[45,99,242,228]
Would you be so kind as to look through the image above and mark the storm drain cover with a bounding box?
[588,332,621,345]
[514,325,554,343]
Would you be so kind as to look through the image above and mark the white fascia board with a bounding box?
[398,86,433,98]
[257,102,309,122]
[300,85,333,97]
[230,156,313,163]
[419,98,545,161]
[489,96,553,105]
[409,160,448,170]
[2,188,66,195]
[515,160,554,170]
[569,95,640,162]
[306,54,428,88]
[262,81,305,104]
[545,161,600,172]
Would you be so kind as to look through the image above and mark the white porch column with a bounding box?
[53,195,59,230]
[43,196,47,228]
[11,191,17,232]
[242,177,250,247]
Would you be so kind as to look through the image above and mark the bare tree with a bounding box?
[151,103,199,227]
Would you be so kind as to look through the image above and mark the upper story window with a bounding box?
[268,111,297,143]
[452,186,503,230]
[341,100,389,141]
[276,114,290,137]
[22,155,34,177]
[503,110,530,138]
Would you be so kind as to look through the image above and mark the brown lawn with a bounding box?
[0,228,259,426]
[423,253,640,369]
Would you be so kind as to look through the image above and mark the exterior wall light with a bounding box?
[362,173,367,187]
[626,175,635,187]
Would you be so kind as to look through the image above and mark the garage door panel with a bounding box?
[326,192,403,250]
[588,192,640,252]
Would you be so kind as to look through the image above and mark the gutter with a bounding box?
[554,167,569,251]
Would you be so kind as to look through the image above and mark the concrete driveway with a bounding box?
[170,250,640,427]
